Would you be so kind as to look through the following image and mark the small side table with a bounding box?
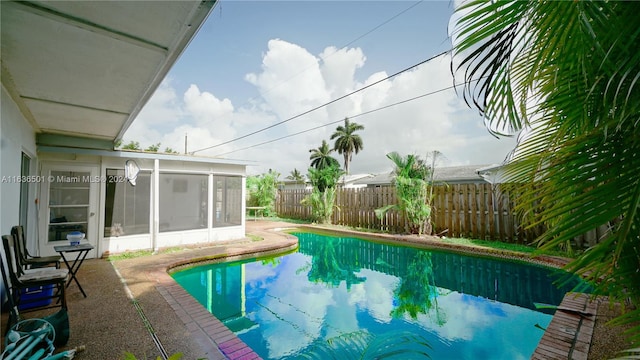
[53,243,94,298]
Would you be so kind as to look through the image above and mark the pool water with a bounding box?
[172,232,589,360]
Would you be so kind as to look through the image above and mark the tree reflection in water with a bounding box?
[391,251,447,326]
[298,233,446,325]
[304,236,365,290]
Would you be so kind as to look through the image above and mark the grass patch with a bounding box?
[305,222,574,258]
[248,216,312,224]
[108,246,188,261]
[440,237,575,258]
[441,237,536,253]
[248,234,263,242]
[108,249,153,261]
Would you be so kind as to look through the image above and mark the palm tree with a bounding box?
[286,168,304,183]
[452,0,640,344]
[309,140,340,170]
[376,152,432,235]
[387,152,430,181]
[330,117,364,174]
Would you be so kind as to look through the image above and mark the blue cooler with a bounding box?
[18,284,54,310]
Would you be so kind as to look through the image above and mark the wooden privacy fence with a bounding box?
[275,183,545,244]
[430,183,543,244]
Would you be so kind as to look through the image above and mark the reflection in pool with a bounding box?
[172,232,590,359]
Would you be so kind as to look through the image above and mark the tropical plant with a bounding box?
[145,143,161,152]
[388,152,430,181]
[302,165,343,224]
[286,168,305,183]
[309,140,340,170]
[301,330,431,360]
[451,0,640,345]
[121,141,141,150]
[612,347,640,360]
[376,152,432,235]
[118,140,178,154]
[330,117,364,174]
[246,170,280,216]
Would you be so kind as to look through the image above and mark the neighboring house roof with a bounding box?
[476,164,507,184]
[1,1,215,147]
[340,173,374,185]
[351,165,493,186]
[352,173,394,186]
[432,164,490,184]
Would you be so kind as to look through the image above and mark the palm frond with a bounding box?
[300,330,431,360]
[452,0,640,346]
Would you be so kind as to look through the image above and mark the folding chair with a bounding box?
[1,234,68,331]
[11,225,61,269]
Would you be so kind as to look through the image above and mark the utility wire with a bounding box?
[214,80,468,157]
[331,1,424,53]
[192,0,426,154]
[192,50,448,154]
[249,0,426,103]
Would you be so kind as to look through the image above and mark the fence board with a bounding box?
[274,183,592,246]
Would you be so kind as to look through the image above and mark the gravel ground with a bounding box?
[588,299,636,359]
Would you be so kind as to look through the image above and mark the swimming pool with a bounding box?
[172,231,589,359]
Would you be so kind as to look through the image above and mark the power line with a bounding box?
[249,1,426,105]
[338,1,424,50]
[213,81,466,157]
[205,0,424,141]
[192,50,448,154]
[191,0,426,155]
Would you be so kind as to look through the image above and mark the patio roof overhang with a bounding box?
[37,145,257,168]
[1,0,216,149]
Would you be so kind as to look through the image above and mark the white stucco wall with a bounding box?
[1,86,38,243]
[1,85,39,305]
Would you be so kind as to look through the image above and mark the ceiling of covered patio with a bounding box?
[1,0,215,146]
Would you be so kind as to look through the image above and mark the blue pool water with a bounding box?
[172,232,589,359]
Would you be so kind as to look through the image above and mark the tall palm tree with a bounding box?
[309,140,340,170]
[452,0,640,344]
[330,117,364,174]
[286,168,304,183]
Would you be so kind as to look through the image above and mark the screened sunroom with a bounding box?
[35,146,252,258]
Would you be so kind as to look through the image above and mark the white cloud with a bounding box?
[246,39,330,121]
[127,38,516,175]
[183,84,234,127]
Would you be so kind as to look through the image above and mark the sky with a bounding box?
[124,0,518,176]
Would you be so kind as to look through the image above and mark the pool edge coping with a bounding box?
[150,223,593,360]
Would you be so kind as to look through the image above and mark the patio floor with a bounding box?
[0,220,622,359]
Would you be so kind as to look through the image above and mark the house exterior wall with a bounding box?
[2,87,248,260]
[1,86,39,305]
[1,86,39,250]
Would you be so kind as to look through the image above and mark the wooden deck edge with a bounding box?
[531,292,597,360]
